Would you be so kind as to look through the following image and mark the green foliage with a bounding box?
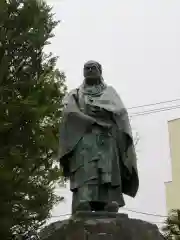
[0,0,67,238]
[162,209,180,240]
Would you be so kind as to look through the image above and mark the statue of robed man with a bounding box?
[58,61,139,214]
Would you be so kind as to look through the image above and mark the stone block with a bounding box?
[40,212,164,240]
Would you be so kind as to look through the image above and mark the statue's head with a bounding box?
[83,60,102,85]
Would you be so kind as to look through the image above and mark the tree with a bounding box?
[0,0,67,238]
[162,209,180,240]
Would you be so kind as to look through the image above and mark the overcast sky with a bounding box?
[45,0,180,228]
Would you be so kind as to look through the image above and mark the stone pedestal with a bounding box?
[41,212,164,240]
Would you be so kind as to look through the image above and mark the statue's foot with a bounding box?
[75,200,91,213]
[104,201,119,213]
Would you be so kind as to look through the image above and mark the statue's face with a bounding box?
[83,61,101,82]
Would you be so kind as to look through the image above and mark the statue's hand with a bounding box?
[86,104,101,116]
[91,105,101,113]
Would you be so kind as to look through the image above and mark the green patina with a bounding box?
[59,61,139,213]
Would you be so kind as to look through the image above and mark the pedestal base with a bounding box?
[40,212,164,240]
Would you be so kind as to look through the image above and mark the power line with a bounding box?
[152,222,164,224]
[123,208,167,218]
[50,208,168,219]
[128,98,180,110]
[51,213,71,218]
[50,214,164,225]
[131,104,180,116]
[129,104,180,118]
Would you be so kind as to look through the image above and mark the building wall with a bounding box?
[165,118,180,212]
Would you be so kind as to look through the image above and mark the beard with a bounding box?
[85,76,101,85]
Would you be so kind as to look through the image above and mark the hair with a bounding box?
[84,60,102,74]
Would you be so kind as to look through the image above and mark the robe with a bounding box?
[58,84,139,211]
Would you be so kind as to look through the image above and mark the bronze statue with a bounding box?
[59,61,139,214]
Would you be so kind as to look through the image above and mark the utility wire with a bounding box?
[51,213,71,218]
[130,104,180,115]
[50,213,164,225]
[50,216,165,225]
[130,105,180,116]
[129,104,180,118]
[123,208,167,218]
[127,98,180,110]
[50,208,168,219]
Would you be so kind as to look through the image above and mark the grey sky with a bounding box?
[45,0,180,228]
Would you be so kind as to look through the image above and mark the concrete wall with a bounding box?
[165,118,180,212]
